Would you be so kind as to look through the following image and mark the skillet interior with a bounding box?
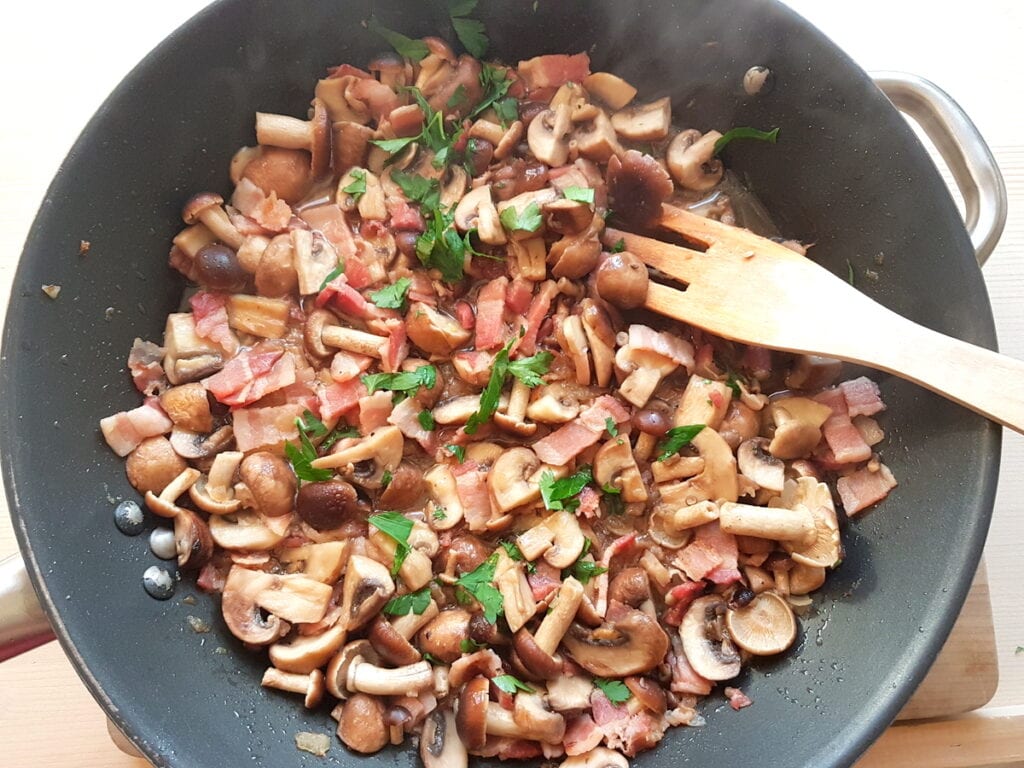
[0,0,1000,765]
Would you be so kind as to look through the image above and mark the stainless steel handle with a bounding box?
[873,71,1007,265]
[0,552,55,662]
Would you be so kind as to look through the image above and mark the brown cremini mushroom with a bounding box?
[737,437,785,492]
[561,600,669,676]
[125,436,188,495]
[420,709,467,768]
[255,98,331,178]
[261,667,325,708]
[605,150,673,228]
[174,509,213,570]
[455,676,490,750]
[595,250,650,309]
[295,480,366,530]
[269,623,348,674]
[610,97,672,141]
[417,608,472,664]
[679,595,741,680]
[666,129,724,191]
[241,146,315,204]
[768,396,833,459]
[338,554,395,632]
[182,192,245,250]
[337,693,389,754]
[593,439,648,502]
[239,451,296,517]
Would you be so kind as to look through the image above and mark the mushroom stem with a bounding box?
[534,577,584,656]
[144,467,201,518]
[321,325,388,358]
[261,667,325,708]
[256,112,316,151]
[207,451,243,502]
[349,659,435,697]
[197,205,244,250]
[390,599,440,640]
[505,378,531,422]
[719,501,816,544]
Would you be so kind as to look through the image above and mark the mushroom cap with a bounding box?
[417,608,472,664]
[169,424,234,461]
[420,709,467,768]
[269,623,348,674]
[337,692,389,754]
[189,476,242,515]
[209,510,288,550]
[780,477,842,567]
[405,302,472,357]
[455,676,490,750]
[326,639,379,699]
[221,566,286,646]
[543,198,595,237]
[295,479,364,530]
[368,616,421,666]
[173,509,213,570]
[624,675,667,716]
[126,436,188,495]
[768,396,833,459]
[595,251,650,310]
[593,438,648,503]
[239,451,296,517]
[609,97,672,141]
[561,601,669,676]
[512,629,563,679]
[607,567,651,608]
[512,693,566,744]
[666,129,724,191]
[725,591,797,655]
[737,437,785,493]
[679,595,742,680]
[181,191,224,225]
[606,150,673,228]
[527,108,571,167]
[241,146,314,205]
[488,446,543,513]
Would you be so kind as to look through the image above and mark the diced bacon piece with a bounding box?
[386,197,425,231]
[663,581,707,626]
[590,690,629,726]
[840,376,886,417]
[357,390,393,434]
[517,280,558,357]
[231,402,303,453]
[675,540,723,582]
[563,714,604,756]
[388,396,436,452]
[517,53,591,91]
[452,350,494,386]
[196,559,229,593]
[725,686,753,711]
[669,640,713,696]
[318,378,366,421]
[741,345,772,379]
[314,274,347,309]
[100,399,174,456]
[203,347,295,407]
[226,209,272,238]
[452,460,492,531]
[627,325,695,370]
[527,561,561,602]
[347,76,401,120]
[383,319,409,372]
[487,739,543,761]
[127,338,166,396]
[705,567,742,586]
[836,463,897,516]
[455,300,475,330]
[576,486,601,519]
[326,63,371,79]
[330,350,374,382]
[330,280,371,319]
[815,388,872,464]
[231,177,292,232]
[578,395,630,433]
[345,255,374,289]
[299,203,356,261]
[532,420,603,466]
[506,277,534,315]
[407,272,436,305]
[694,521,738,571]
[190,291,239,355]
[605,711,664,757]
[474,277,509,350]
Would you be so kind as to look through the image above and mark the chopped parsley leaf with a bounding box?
[713,126,780,156]
[341,169,367,201]
[318,263,345,291]
[460,637,486,653]
[593,677,631,704]
[563,186,595,205]
[499,201,544,233]
[445,444,467,463]
[454,553,503,624]
[540,466,593,512]
[368,512,414,575]
[466,338,551,434]
[610,238,626,253]
[383,587,432,616]
[605,417,618,437]
[564,538,607,585]
[369,277,412,310]
[362,365,437,396]
[655,424,706,462]
[418,409,436,431]
[367,17,429,61]
[493,674,534,694]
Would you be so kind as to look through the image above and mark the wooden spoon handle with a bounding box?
[838,310,1024,434]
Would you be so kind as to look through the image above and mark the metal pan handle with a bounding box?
[872,71,1007,266]
[0,553,54,662]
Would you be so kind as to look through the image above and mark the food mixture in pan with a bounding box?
[100,32,896,767]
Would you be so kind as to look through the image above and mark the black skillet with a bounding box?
[0,0,1003,766]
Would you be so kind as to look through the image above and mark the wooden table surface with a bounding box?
[2,2,1023,766]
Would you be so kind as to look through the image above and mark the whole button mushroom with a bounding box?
[337,693,389,754]
[194,243,248,291]
[417,609,472,664]
[295,480,365,530]
[239,452,296,517]
[595,251,650,310]
[125,436,188,495]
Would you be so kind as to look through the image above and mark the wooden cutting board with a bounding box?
[894,562,998,722]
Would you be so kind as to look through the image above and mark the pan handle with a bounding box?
[872,71,1007,266]
[0,552,55,662]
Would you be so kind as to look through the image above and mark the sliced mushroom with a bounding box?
[453,185,506,245]
[417,608,472,663]
[583,72,637,110]
[571,110,623,162]
[169,424,234,462]
[786,354,843,391]
[455,676,490,750]
[209,511,288,550]
[610,97,671,141]
[594,439,648,503]
[679,595,741,680]
[656,428,738,507]
[561,601,669,676]
[789,562,827,595]
[313,426,404,474]
[543,198,595,237]
[666,129,724,191]
[421,709,467,768]
[292,228,339,296]
[768,397,833,459]
[725,591,797,655]
[368,616,422,666]
[189,475,242,515]
[615,346,677,408]
[511,628,564,680]
[221,566,332,645]
[737,437,785,492]
[269,623,348,674]
[181,192,244,250]
[547,675,596,712]
[238,451,296,517]
[278,541,349,583]
[527,104,572,166]
[488,447,546,512]
[349,657,435,697]
[326,639,379,699]
[174,509,213,570]
[526,384,581,423]
[560,747,630,768]
[493,378,537,437]
[406,302,472,357]
[339,554,395,632]
[507,693,566,744]
[549,217,604,279]
[224,294,290,339]
[143,467,201,518]
[533,576,585,655]
[424,464,465,530]
[162,312,224,385]
[779,477,842,567]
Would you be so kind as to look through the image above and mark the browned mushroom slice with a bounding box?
[174,509,213,570]
[162,312,224,385]
[767,397,833,459]
[125,436,188,495]
[209,511,288,551]
[583,72,638,110]
[220,567,288,645]
[666,129,724,191]
[169,424,234,463]
[159,383,213,433]
[561,600,669,676]
[224,294,291,339]
[610,97,672,141]
[725,591,797,655]
[338,554,395,632]
[737,437,785,492]
[512,629,563,680]
[367,616,422,666]
[269,623,347,674]
[405,302,472,356]
[239,451,296,517]
[277,541,349,583]
[527,105,572,166]
[325,639,379,699]
[678,595,741,681]
[593,439,648,503]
